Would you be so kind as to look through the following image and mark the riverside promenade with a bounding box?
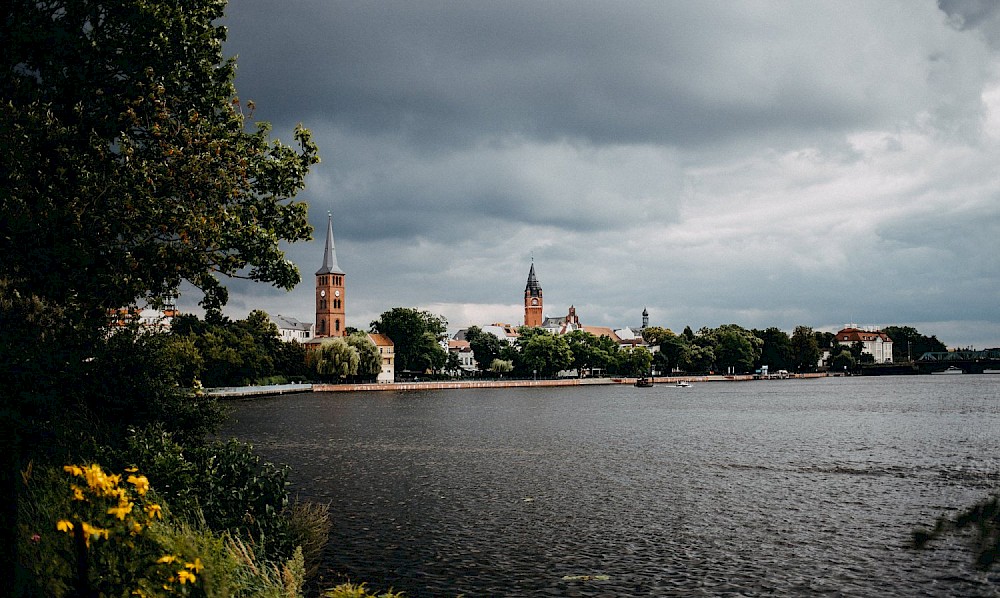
[211,373,827,398]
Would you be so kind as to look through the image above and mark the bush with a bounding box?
[96,426,328,580]
[17,462,306,597]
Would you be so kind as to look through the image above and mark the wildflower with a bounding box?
[64,465,84,477]
[185,558,204,574]
[145,503,163,520]
[177,570,196,585]
[127,474,150,495]
[157,555,177,564]
[125,466,139,473]
[107,500,134,520]
[30,533,41,543]
[80,522,109,548]
[70,484,86,501]
[56,520,74,533]
[130,521,144,536]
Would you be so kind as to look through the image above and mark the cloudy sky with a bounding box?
[198,0,1000,348]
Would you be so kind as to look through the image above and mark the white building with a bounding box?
[835,325,894,364]
[271,314,314,343]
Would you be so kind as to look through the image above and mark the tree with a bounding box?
[755,327,794,372]
[519,330,572,378]
[312,338,359,381]
[565,330,615,377]
[640,326,674,347]
[883,325,948,362]
[657,335,691,374]
[713,324,762,374]
[370,308,448,373]
[790,326,821,372]
[346,332,381,381]
[465,326,503,373]
[616,347,654,377]
[831,349,856,373]
[2,0,318,319]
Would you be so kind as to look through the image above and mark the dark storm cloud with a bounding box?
[225,1,957,150]
[200,1,1000,349]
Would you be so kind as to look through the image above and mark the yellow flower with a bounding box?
[130,521,144,535]
[80,522,109,548]
[185,558,204,574]
[145,503,163,520]
[127,474,150,495]
[125,466,139,473]
[157,555,177,564]
[107,500,133,520]
[64,465,84,477]
[177,570,196,585]
[71,484,86,501]
[56,520,74,533]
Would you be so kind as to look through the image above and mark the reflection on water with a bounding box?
[221,376,1000,596]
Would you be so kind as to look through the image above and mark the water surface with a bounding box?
[221,376,1000,596]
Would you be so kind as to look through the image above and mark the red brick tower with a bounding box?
[315,212,346,337]
[524,261,543,328]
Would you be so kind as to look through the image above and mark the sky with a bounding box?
[190,0,1000,348]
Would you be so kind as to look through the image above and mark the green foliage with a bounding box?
[2,0,318,317]
[465,326,503,373]
[640,326,674,346]
[754,327,795,372]
[914,494,1000,571]
[489,359,514,375]
[615,347,654,377]
[169,311,306,387]
[712,324,762,373]
[566,330,616,377]
[99,427,303,566]
[370,308,448,373]
[17,462,307,597]
[347,333,382,380]
[517,328,572,377]
[831,350,856,372]
[883,325,948,361]
[790,326,821,372]
[312,338,360,381]
[323,582,405,598]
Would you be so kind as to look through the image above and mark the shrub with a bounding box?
[17,462,306,597]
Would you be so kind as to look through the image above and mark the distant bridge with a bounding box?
[915,349,1000,374]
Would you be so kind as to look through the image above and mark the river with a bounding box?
[220,375,1000,596]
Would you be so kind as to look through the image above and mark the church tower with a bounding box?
[315,212,346,337]
[524,261,543,327]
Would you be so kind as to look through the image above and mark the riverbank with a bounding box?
[210,373,829,398]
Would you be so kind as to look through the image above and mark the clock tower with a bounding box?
[524,261,543,328]
[316,212,346,337]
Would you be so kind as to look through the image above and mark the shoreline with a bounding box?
[211,373,829,398]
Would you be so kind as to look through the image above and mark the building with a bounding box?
[524,261,543,327]
[369,333,395,383]
[271,314,313,342]
[315,212,346,337]
[835,325,894,363]
[448,339,476,375]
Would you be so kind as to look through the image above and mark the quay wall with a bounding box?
[212,373,829,398]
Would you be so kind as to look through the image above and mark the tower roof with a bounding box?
[525,262,542,296]
[315,212,345,276]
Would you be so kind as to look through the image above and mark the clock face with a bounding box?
[320,290,326,297]
[335,290,341,297]
[531,298,538,306]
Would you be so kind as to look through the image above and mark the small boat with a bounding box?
[932,366,965,375]
[675,380,691,388]
[634,377,654,388]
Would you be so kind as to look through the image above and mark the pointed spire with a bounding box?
[316,211,345,275]
[525,260,542,296]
